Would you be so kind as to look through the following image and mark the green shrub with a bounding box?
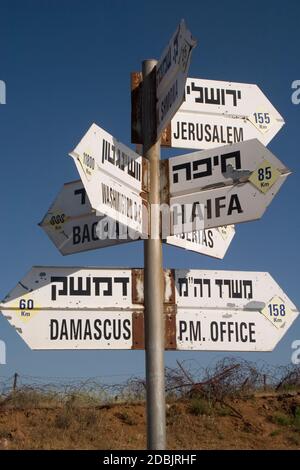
[270,430,281,437]
[272,413,293,426]
[217,406,232,417]
[293,406,300,431]
[189,397,211,416]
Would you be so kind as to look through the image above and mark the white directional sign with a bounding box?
[166,225,235,259]
[165,139,290,232]
[175,269,299,351]
[1,268,298,351]
[161,78,285,149]
[156,20,196,138]
[39,180,135,255]
[40,179,234,259]
[0,267,141,350]
[69,123,148,236]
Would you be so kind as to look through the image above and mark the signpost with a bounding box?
[162,139,290,233]
[142,58,166,450]
[39,180,134,255]
[69,123,148,237]
[0,19,296,452]
[161,77,285,149]
[156,20,196,138]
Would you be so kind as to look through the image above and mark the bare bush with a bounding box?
[0,358,299,409]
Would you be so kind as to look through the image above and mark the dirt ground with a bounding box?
[0,392,300,450]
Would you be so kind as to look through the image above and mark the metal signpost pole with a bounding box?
[142,59,166,450]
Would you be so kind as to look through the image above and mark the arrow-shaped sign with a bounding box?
[40,179,235,259]
[39,180,135,256]
[158,77,285,149]
[1,268,298,351]
[156,20,196,138]
[69,123,148,237]
[0,267,174,350]
[0,266,139,350]
[175,269,299,351]
[166,225,235,259]
[162,139,290,233]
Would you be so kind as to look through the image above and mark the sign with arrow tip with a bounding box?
[40,179,235,259]
[162,139,290,233]
[69,123,148,237]
[39,180,135,256]
[175,269,299,351]
[0,267,141,350]
[0,268,298,352]
[160,77,285,149]
[165,225,235,259]
[156,20,196,138]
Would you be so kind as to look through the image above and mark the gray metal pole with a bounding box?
[142,59,166,450]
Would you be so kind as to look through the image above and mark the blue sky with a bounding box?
[0,0,299,382]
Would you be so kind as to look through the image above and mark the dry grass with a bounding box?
[0,391,300,449]
[1,358,300,449]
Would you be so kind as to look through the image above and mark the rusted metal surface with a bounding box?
[132,311,144,349]
[131,309,176,350]
[159,160,170,206]
[164,307,176,350]
[142,199,149,238]
[164,269,175,304]
[131,73,172,147]
[131,269,175,305]
[159,160,171,240]
[132,269,144,305]
[142,157,150,193]
[161,124,171,147]
[131,71,143,144]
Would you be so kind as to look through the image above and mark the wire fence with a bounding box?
[0,357,299,409]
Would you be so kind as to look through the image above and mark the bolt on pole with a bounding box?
[142,59,166,450]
